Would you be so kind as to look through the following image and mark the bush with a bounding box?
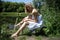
[40,4,60,36]
[0,24,12,40]
[0,13,28,40]
[17,7,24,13]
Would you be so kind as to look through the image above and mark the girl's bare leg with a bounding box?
[11,22,28,37]
[15,20,24,27]
[15,17,26,27]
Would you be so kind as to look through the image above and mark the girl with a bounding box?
[11,3,43,37]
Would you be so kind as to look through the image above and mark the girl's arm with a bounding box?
[28,19,37,22]
[24,18,37,23]
[24,16,38,22]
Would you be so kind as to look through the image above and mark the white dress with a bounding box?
[27,15,43,30]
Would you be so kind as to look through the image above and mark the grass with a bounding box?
[1,23,60,40]
[10,35,60,40]
[0,12,27,17]
[1,12,60,40]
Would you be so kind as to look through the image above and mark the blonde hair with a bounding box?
[25,3,39,16]
[25,3,34,13]
[25,3,39,22]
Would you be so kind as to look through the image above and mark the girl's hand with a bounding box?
[23,18,29,22]
[22,16,28,21]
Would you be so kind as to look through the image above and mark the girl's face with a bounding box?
[25,4,33,14]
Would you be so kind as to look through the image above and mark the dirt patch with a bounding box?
[11,35,60,40]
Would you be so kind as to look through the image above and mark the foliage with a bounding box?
[33,0,60,36]
[17,7,25,13]
[0,0,60,40]
[1,2,25,12]
[0,24,12,40]
[0,12,27,40]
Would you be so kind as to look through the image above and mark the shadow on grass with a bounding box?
[34,29,48,36]
[22,28,48,37]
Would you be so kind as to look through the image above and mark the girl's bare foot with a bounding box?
[11,33,18,38]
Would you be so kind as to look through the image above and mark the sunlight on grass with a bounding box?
[0,12,27,17]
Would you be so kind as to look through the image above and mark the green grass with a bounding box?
[1,12,60,40]
[0,12,27,17]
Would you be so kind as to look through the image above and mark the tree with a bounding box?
[1,2,25,12]
[0,0,3,12]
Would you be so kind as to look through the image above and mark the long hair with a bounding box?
[25,3,39,22]
[25,3,34,13]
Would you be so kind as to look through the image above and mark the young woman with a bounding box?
[11,3,43,37]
